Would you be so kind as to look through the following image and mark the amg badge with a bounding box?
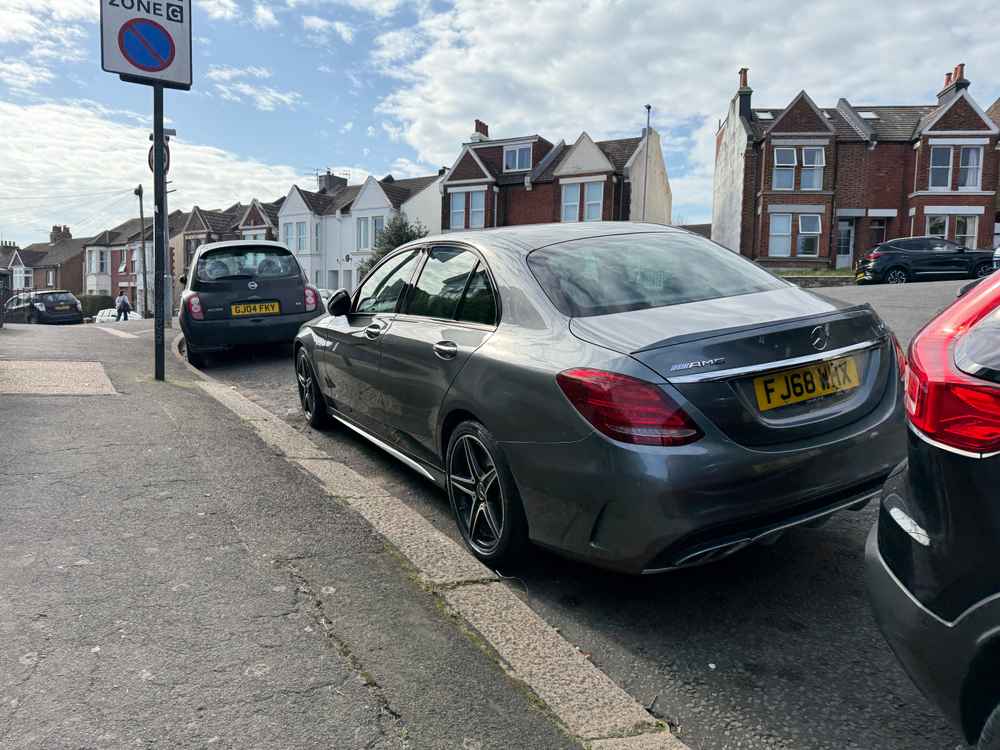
[669,357,726,372]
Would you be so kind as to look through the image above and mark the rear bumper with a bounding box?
[37,311,83,323]
[502,376,906,575]
[181,312,316,350]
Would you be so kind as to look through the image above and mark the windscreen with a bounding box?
[527,232,786,318]
[37,292,77,304]
[196,246,300,283]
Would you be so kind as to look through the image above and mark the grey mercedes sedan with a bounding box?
[293,223,906,574]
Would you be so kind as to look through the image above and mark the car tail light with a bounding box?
[905,273,1000,454]
[75,300,82,312]
[304,286,318,313]
[864,250,883,260]
[186,294,204,321]
[890,332,906,380]
[556,368,702,446]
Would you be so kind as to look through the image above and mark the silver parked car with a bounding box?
[294,223,906,572]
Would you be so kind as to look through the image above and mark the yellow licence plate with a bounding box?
[231,301,280,317]
[753,356,860,412]
[55,305,70,310]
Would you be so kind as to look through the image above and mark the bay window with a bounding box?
[955,216,979,248]
[768,214,792,257]
[959,147,982,190]
[357,217,370,250]
[449,192,465,230]
[929,147,952,190]
[469,191,485,229]
[772,148,796,190]
[296,221,307,252]
[797,214,821,256]
[800,147,825,191]
[584,182,603,221]
[283,223,292,248]
[314,222,321,252]
[561,183,581,222]
[373,216,384,242]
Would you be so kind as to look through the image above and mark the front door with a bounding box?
[314,248,423,430]
[836,220,855,269]
[377,246,498,468]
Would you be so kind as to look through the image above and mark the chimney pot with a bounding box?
[944,72,953,87]
[955,62,965,81]
[738,67,749,89]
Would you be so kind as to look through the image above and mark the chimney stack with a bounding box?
[937,62,969,102]
[470,119,490,142]
[438,166,447,176]
[737,67,753,122]
[317,169,347,194]
[49,225,71,243]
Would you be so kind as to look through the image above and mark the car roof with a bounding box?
[194,239,289,256]
[404,221,685,260]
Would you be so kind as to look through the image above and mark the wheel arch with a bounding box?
[961,629,1000,744]
[440,408,481,463]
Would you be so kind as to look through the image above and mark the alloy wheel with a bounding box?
[296,353,316,419]
[448,434,505,556]
[975,263,993,278]
[886,269,907,284]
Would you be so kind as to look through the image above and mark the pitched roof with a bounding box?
[260,197,284,226]
[748,104,938,142]
[20,234,93,266]
[324,185,361,215]
[596,137,642,172]
[5,248,48,267]
[88,216,145,247]
[378,175,439,208]
[296,187,337,215]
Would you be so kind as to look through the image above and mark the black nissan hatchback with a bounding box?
[867,270,1000,748]
[179,241,320,367]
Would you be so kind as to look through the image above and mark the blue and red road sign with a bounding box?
[118,18,175,73]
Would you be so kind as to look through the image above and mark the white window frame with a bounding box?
[449,192,465,230]
[357,217,370,250]
[561,183,581,223]
[15,267,32,289]
[373,215,384,242]
[958,146,983,191]
[800,147,825,191]
[768,214,792,257]
[283,223,292,247]
[503,144,532,172]
[583,181,603,222]
[773,147,796,191]
[296,221,307,252]
[131,248,138,273]
[314,222,321,251]
[955,215,978,248]
[926,215,949,238]
[98,250,107,274]
[929,146,952,191]
[469,191,485,229]
[117,250,128,273]
[797,214,821,256]
[46,269,55,287]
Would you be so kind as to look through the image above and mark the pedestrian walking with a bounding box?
[115,291,131,321]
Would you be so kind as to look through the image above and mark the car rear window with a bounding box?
[37,292,77,303]
[196,246,300,283]
[526,232,786,318]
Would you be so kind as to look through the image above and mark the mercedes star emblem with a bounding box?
[810,325,829,352]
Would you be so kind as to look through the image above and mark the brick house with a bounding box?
[440,120,671,231]
[15,226,92,296]
[712,65,1000,268]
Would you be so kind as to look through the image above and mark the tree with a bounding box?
[358,215,428,277]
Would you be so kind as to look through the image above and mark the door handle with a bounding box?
[433,341,459,360]
[364,320,388,340]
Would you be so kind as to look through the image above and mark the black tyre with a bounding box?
[974,262,993,279]
[884,268,909,284]
[185,341,206,369]
[446,421,529,567]
[979,702,1000,749]
[295,348,329,428]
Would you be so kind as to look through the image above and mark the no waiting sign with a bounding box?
[101,0,191,89]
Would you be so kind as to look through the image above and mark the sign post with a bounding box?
[101,0,190,381]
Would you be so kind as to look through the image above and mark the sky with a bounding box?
[1,0,999,246]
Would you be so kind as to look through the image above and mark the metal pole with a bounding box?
[135,184,149,317]
[642,104,651,223]
[153,85,166,381]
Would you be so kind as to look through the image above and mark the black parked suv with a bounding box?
[179,241,321,368]
[3,290,83,323]
[867,271,1000,748]
[855,236,995,284]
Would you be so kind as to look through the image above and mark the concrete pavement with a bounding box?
[0,321,579,749]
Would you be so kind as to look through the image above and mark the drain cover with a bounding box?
[0,360,117,395]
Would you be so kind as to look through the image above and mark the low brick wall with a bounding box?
[781,276,856,288]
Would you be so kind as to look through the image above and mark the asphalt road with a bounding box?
[198,278,970,750]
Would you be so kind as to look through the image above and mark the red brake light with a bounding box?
[905,274,1000,454]
[186,294,204,321]
[890,332,906,381]
[865,250,883,260]
[304,286,318,312]
[556,368,702,446]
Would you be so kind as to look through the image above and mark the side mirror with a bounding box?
[327,288,351,317]
[179,274,187,285]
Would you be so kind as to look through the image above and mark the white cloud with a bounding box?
[366,125,376,137]
[0,60,54,93]
[373,0,1000,219]
[253,2,279,28]
[340,120,353,133]
[381,121,403,141]
[214,82,301,111]
[387,157,435,179]
[286,0,402,19]
[0,101,307,246]
[302,15,354,43]
[197,0,241,20]
[206,65,273,82]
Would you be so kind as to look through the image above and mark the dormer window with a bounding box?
[503,144,532,172]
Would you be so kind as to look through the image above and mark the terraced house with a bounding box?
[713,65,1000,268]
[440,120,671,230]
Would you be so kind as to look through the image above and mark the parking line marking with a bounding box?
[94,325,138,339]
[179,335,687,749]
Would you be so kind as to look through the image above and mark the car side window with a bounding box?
[891,240,921,252]
[403,246,479,319]
[456,263,497,326]
[930,239,957,253]
[355,249,422,315]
